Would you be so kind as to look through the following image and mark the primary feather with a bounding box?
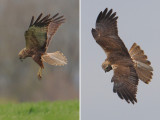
[25,13,65,51]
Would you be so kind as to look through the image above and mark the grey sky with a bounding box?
[81,0,160,120]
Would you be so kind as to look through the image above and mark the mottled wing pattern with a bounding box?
[96,8,118,37]
[112,65,139,104]
[25,13,50,50]
[25,13,65,51]
[129,43,153,84]
[92,8,128,54]
[46,14,65,49]
[25,26,47,50]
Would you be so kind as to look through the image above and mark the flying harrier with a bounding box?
[91,8,153,104]
[18,13,67,79]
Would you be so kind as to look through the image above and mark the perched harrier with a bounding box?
[92,8,153,104]
[18,13,67,79]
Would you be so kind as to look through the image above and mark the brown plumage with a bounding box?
[92,8,153,104]
[18,13,67,79]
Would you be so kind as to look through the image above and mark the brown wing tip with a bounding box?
[96,8,118,24]
[29,12,65,27]
[113,87,137,104]
[34,13,43,24]
[52,14,65,23]
[29,16,34,27]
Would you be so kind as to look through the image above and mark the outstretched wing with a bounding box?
[25,13,65,51]
[46,14,65,49]
[91,8,129,56]
[92,8,140,104]
[112,64,139,104]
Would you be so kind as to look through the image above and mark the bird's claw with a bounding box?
[37,68,42,80]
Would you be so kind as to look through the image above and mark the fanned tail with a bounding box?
[41,51,67,66]
[129,43,153,84]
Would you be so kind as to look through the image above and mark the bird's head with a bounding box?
[18,48,28,61]
[102,61,112,72]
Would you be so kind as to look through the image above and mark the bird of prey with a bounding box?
[18,13,67,79]
[91,8,153,104]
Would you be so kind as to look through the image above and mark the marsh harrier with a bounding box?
[18,13,67,79]
[92,8,153,104]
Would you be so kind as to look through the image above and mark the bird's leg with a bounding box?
[37,67,42,80]
[32,55,44,79]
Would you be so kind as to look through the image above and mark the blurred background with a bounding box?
[82,0,160,120]
[0,0,79,102]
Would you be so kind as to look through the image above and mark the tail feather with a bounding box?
[41,51,67,66]
[133,54,147,61]
[136,69,152,84]
[129,45,141,55]
[129,43,153,84]
[135,61,153,71]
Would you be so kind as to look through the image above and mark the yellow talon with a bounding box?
[37,67,42,80]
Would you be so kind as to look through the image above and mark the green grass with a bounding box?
[0,100,79,120]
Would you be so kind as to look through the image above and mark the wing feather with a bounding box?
[96,11,102,23]
[96,8,118,37]
[92,8,129,56]
[25,13,65,51]
[46,15,65,49]
[52,13,59,19]
[33,13,43,25]
[105,9,113,19]
[29,16,34,27]
[38,14,50,24]
[112,65,138,104]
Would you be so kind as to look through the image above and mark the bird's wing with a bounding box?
[46,14,65,49]
[92,8,129,55]
[111,64,139,104]
[129,43,153,84]
[25,13,65,51]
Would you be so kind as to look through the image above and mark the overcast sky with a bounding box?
[81,0,160,120]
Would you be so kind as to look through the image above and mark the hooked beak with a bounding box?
[105,65,112,73]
